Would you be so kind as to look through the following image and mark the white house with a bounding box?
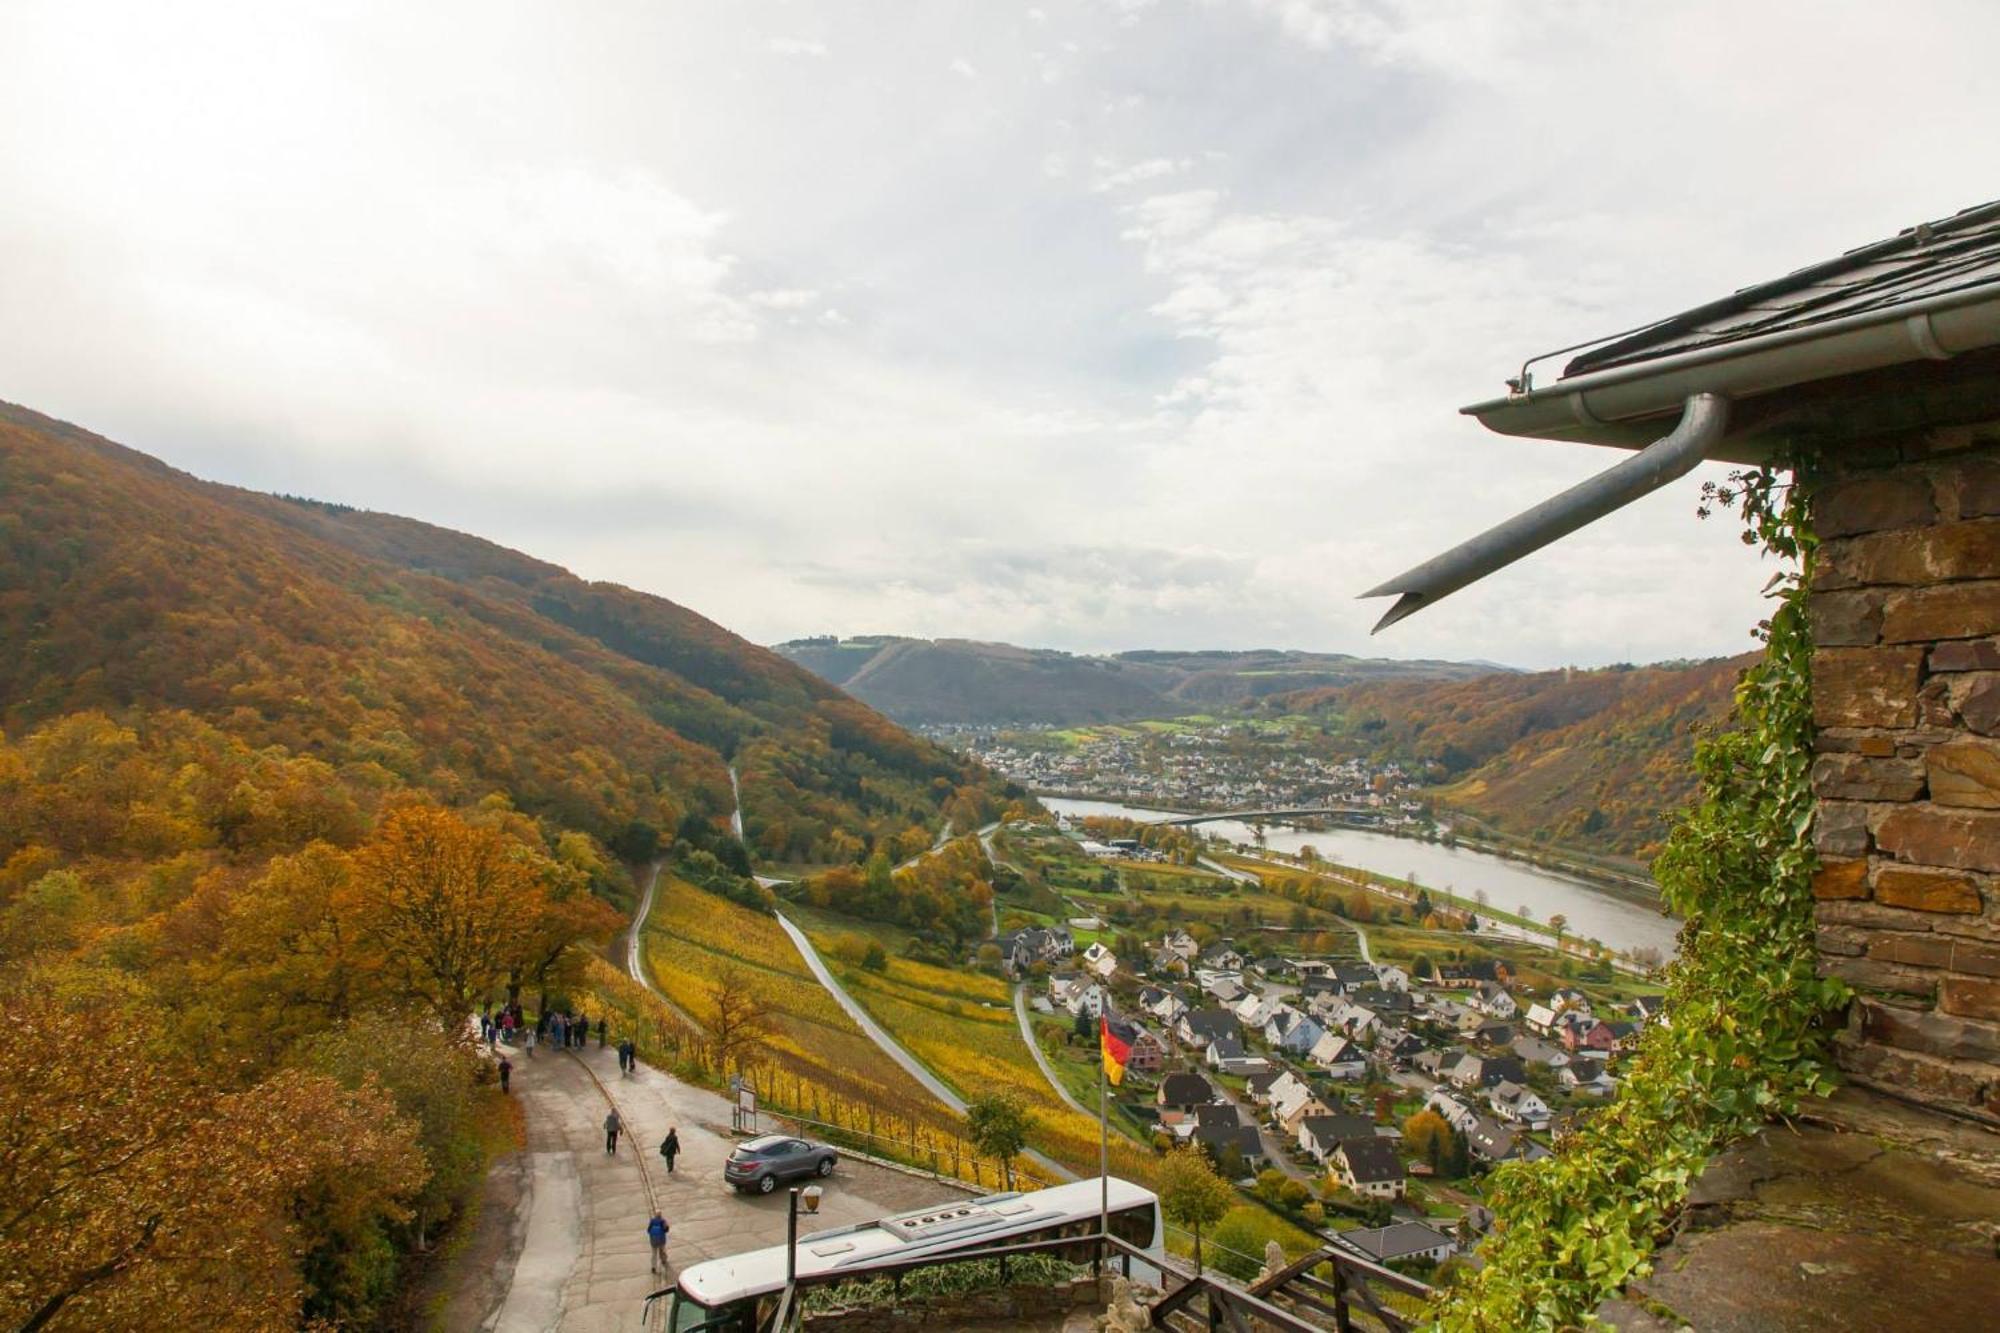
[1425,1089,1479,1134]
[1309,1033,1368,1080]
[1472,983,1518,1019]
[1486,1080,1552,1131]
[1332,1138,1407,1200]
[1524,1002,1559,1035]
[1264,1069,1313,1112]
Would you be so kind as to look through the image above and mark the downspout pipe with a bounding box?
[1361,392,1730,632]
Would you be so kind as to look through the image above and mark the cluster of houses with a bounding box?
[956,726,1419,814]
[1028,923,1667,1203]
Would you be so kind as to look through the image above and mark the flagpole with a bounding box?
[1098,1010,1109,1242]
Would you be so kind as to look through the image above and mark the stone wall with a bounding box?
[803,1274,1112,1330]
[1807,424,2000,1125]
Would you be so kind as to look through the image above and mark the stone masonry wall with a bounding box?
[1808,423,2000,1125]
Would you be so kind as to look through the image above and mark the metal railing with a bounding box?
[740,1228,1433,1332]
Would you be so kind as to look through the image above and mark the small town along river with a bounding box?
[1039,796,1681,959]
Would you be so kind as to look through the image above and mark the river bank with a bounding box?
[1029,788,1659,901]
[1037,794,1681,960]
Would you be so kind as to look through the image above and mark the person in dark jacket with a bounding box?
[647,1211,669,1273]
[659,1126,681,1174]
[497,1055,513,1094]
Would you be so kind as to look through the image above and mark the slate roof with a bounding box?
[1335,1222,1455,1263]
[1300,1114,1377,1147]
[1159,1072,1215,1107]
[1337,1136,1406,1185]
[1563,199,2000,378]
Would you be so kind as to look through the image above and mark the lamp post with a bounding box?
[786,1187,800,1289]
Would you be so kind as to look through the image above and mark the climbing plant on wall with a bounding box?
[1430,463,1848,1330]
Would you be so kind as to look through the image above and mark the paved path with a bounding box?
[480,1041,966,1332]
[1014,985,1094,1118]
[1207,1074,1314,1187]
[773,911,1077,1183]
[623,863,707,1035]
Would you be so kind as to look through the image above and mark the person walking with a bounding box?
[525,1025,537,1058]
[497,1055,513,1094]
[658,1126,681,1175]
[617,1037,635,1075]
[597,1016,608,1048]
[604,1108,623,1155]
[646,1211,670,1274]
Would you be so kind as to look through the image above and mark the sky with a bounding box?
[4,1,1998,670]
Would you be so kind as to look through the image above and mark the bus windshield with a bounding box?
[665,1290,761,1332]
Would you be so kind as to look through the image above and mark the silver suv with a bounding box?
[723,1134,837,1194]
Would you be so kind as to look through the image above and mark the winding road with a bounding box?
[772,910,1076,1183]
[1013,986,1095,1118]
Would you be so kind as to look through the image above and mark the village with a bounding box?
[938,718,1428,818]
[991,820,1666,1277]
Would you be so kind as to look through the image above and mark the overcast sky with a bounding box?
[5,1,1997,669]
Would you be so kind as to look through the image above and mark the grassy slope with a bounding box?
[639,877,960,1131]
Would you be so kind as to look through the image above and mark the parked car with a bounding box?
[724,1135,838,1194]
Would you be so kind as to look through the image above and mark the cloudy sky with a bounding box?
[5,1,1997,669]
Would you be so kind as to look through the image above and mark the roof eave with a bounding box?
[1460,283,2000,462]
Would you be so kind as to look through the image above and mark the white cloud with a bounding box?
[949,56,980,78]
[748,288,822,310]
[1,0,1994,669]
[1092,156,1194,192]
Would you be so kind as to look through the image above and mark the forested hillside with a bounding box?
[0,401,1015,1329]
[1280,656,1751,858]
[0,402,1009,863]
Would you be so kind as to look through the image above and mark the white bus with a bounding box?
[659,1177,1163,1331]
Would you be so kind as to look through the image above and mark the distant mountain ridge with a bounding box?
[772,635,1508,726]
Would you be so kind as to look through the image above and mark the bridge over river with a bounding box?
[1141,804,1384,827]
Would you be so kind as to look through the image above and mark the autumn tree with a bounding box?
[0,973,424,1332]
[963,1092,1033,1189]
[1157,1145,1235,1275]
[1403,1109,1453,1171]
[353,803,545,1028]
[706,962,774,1078]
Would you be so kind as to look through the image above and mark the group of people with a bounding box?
[475,1003,687,1278]
[478,1004,609,1060]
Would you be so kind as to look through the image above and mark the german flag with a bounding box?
[1100,1015,1136,1086]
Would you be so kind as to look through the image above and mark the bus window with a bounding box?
[1110,1203,1159,1251]
[666,1292,755,1332]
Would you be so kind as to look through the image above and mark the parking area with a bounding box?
[475,1042,969,1332]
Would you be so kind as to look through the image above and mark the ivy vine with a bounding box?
[1430,463,1848,1331]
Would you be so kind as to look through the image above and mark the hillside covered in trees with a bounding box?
[0,401,1016,1328]
[1278,655,1752,858]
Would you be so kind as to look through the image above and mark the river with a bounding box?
[1039,795,1681,959]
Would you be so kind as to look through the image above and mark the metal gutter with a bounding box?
[1361,394,1729,631]
[1462,282,2000,445]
